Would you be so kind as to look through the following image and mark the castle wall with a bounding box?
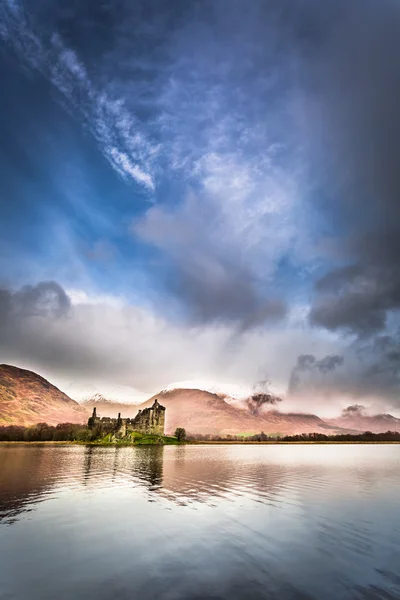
[88,400,165,436]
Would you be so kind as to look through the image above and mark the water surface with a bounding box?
[1,444,399,600]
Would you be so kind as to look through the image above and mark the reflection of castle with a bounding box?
[132,446,164,489]
[88,399,166,436]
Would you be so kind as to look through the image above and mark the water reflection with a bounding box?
[0,444,400,600]
[0,444,68,522]
[131,445,164,490]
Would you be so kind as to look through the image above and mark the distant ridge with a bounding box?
[0,364,89,426]
[328,412,400,434]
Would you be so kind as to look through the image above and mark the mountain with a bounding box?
[82,395,139,418]
[0,364,89,426]
[93,388,344,436]
[328,412,400,434]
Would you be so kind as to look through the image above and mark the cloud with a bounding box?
[0,282,71,321]
[352,334,400,401]
[1,281,399,413]
[309,264,400,336]
[117,0,319,327]
[317,354,345,374]
[342,405,366,417]
[1,0,318,329]
[134,192,287,327]
[224,380,283,416]
[288,353,344,395]
[302,0,400,336]
[108,148,155,190]
[0,281,336,398]
[246,392,282,417]
[0,5,157,191]
[288,333,400,411]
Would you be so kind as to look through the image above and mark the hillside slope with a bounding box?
[134,389,344,436]
[0,364,89,426]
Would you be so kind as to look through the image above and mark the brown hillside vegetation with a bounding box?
[0,364,89,426]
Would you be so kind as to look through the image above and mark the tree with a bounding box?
[175,427,186,442]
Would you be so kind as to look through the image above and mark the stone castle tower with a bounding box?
[88,399,166,437]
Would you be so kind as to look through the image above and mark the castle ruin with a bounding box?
[88,399,166,437]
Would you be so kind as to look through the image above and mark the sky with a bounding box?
[1,0,400,415]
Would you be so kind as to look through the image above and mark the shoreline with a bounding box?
[1,440,400,446]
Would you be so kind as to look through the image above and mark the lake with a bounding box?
[1,444,399,600]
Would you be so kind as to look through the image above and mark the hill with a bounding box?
[128,389,345,436]
[0,364,89,426]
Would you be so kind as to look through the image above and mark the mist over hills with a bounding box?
[121,389,344,436]
[328,406,400,435]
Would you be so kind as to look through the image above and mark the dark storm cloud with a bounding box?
[354,334,400,399]
[316,354,344,374]
[170,262,287,327]
[0,281,71,322]
[309,264,400,336]
[288,334,400,407]
[0,281,106,376]
[305,0,400,335]
[288,353,344,395]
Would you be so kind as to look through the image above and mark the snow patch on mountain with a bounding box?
[161,380,284,407]
[62,381,148,405]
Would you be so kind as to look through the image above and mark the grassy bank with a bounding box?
[0,432,181,446]
[189,440,400,445]
[1,439,400,445]
[92,432,181,445]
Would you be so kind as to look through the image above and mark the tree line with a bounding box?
[186,430,400,442]
[1,424,399,443]
[0,422,96,442]
[0,423,187,442]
